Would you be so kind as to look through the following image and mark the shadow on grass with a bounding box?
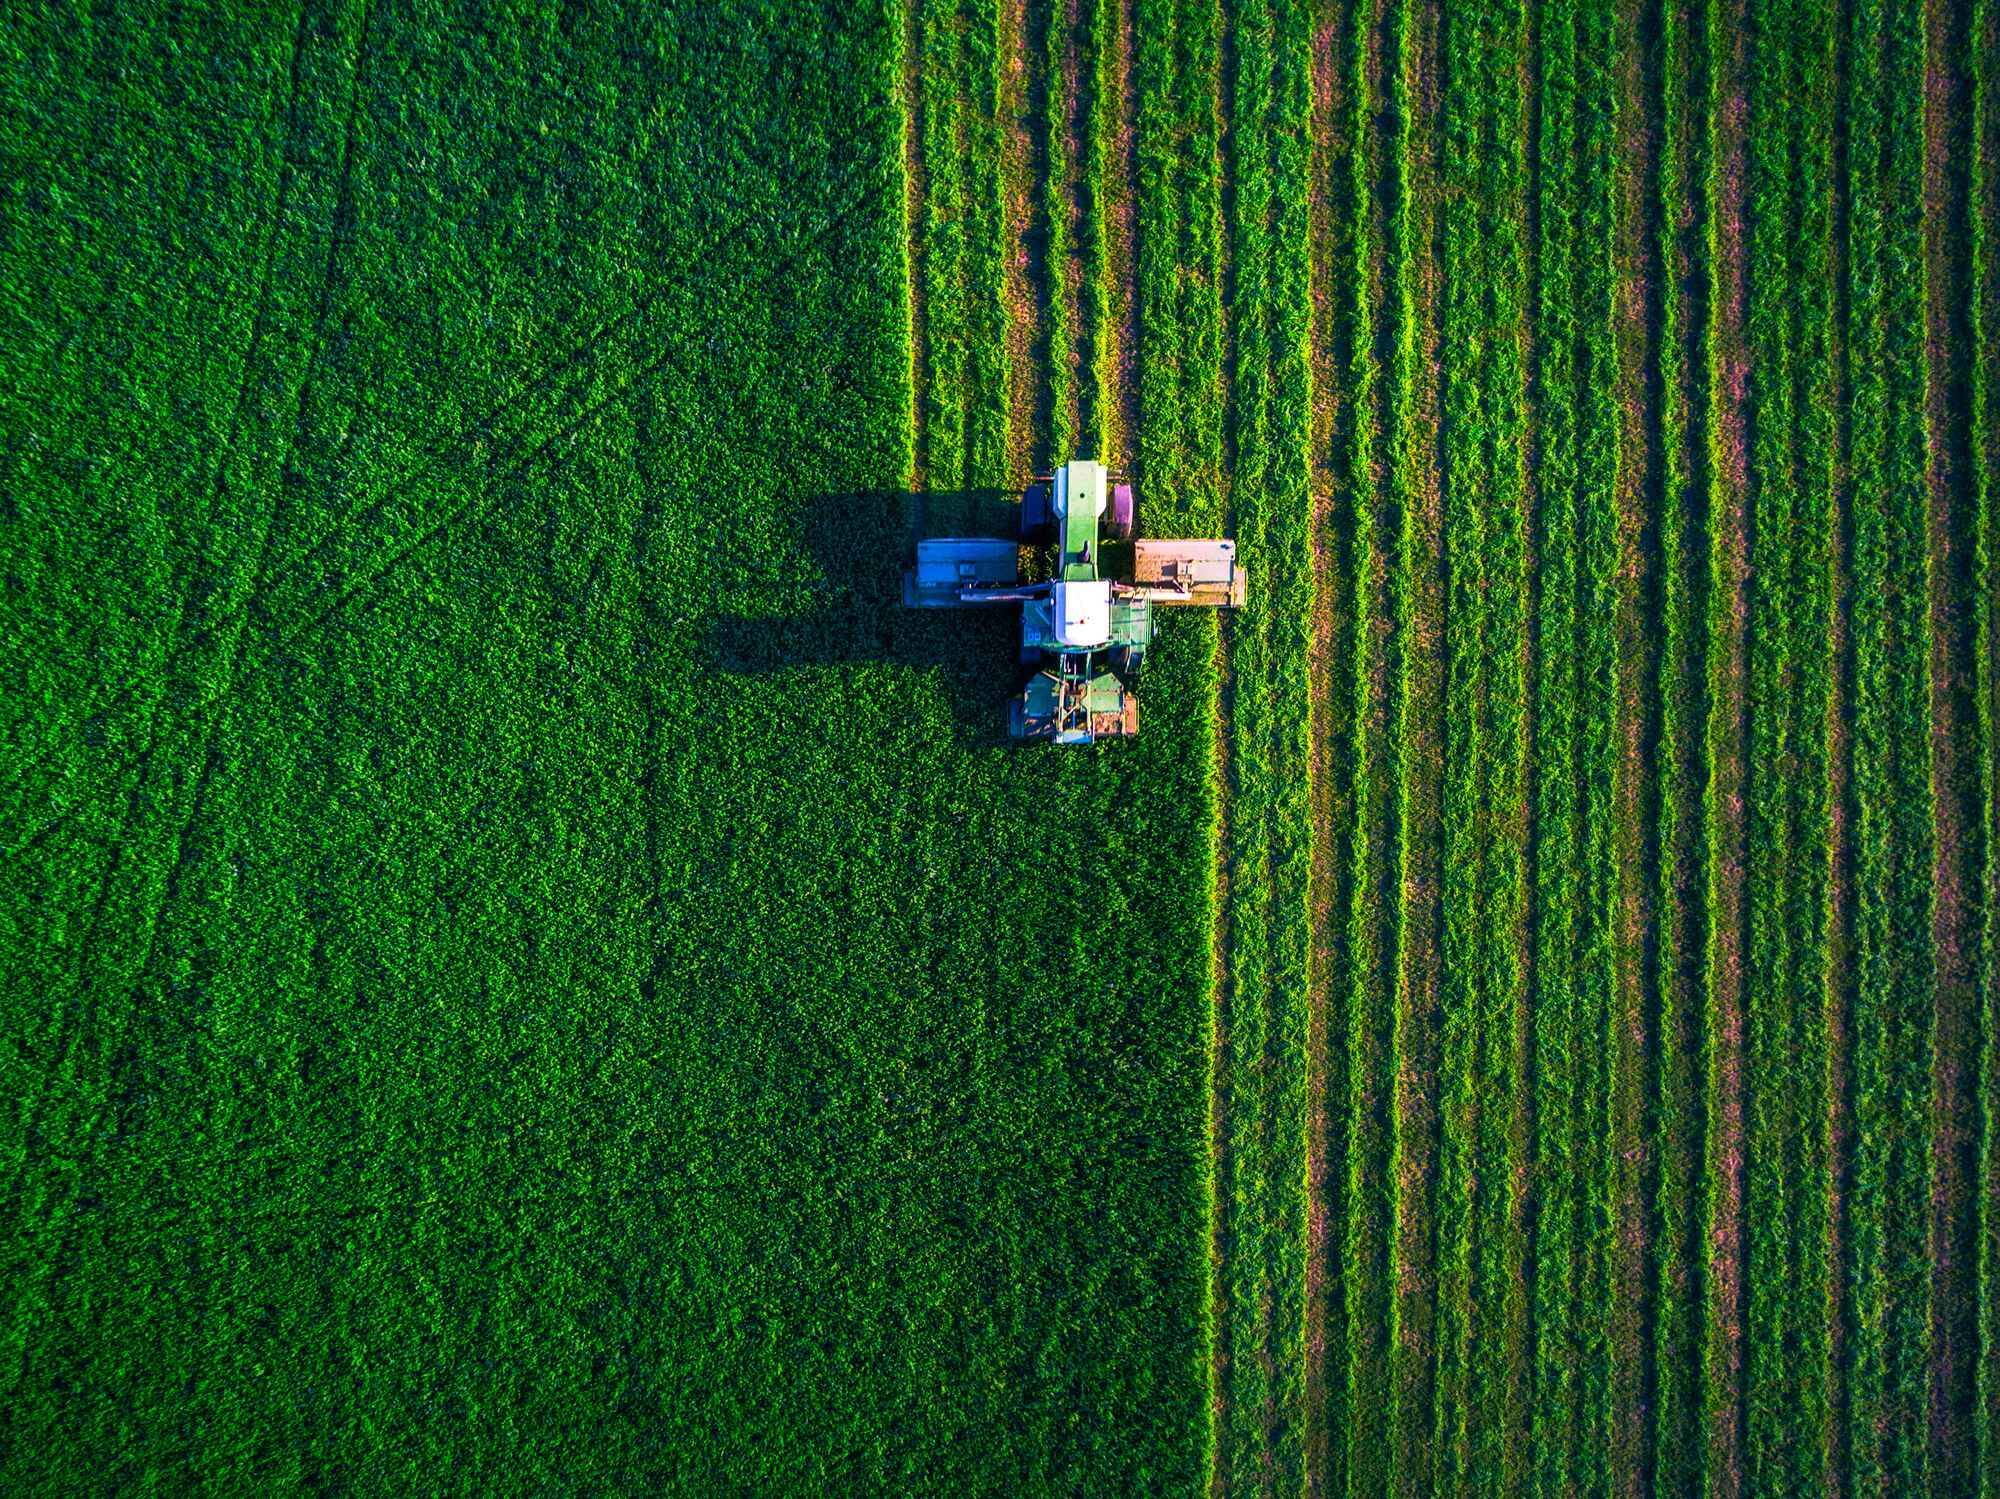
[706,489,1032,749]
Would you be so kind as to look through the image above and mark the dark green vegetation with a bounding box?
[2,1,1208,1489]
[3,0,1996,1493]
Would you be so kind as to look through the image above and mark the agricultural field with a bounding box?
[0,0,1994,1495]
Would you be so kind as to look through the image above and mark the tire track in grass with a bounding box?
[0,0,316,824]
[0,0,374,1400]
[1342,0,1402,1485]
[1609,0,1666,1485]
[1920,0,1983,1481]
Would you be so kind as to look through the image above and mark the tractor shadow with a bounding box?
[705,489,1032,748]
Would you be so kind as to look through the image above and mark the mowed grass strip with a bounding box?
[1430,0,1495,1476]
[1572,0,1619,1480]
[1651,0,1715,1484]
[1301,0,1361,1486]
[1781,0,1839,1483]
[1223,0,1278,1475]
[1920,0,1987,1481]
[1479,7,1535,1493]
[1701,0,1754,1483]
[1339,0,1403,1486]
[1529,0,1586,1482]
[1132,0,1228,1485]
[1386,0,1445,1486]
[1606,0,1665,1482]
[1219,0,1316,1486]
[1845,0,1935,1488]
[1743,0,1803,1486]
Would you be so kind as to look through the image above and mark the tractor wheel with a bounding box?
[1103,481,1135,541]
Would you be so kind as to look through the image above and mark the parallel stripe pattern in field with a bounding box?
[920,0,1997,1488]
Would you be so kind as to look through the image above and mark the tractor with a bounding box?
[902,458,1245,744]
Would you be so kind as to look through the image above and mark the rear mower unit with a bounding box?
[903,458,1246,745]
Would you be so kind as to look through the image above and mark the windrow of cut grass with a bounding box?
[1605,0,1664,1486]
[1215,0,1317,1488]
[1651,0,1715,1481]
[1335,0,1403,1487]
[1385,0,1446,1490]
[1844,0,1935,1489]
[1426,0,1533,1490]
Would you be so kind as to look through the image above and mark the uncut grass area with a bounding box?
[0,3,1209,1490]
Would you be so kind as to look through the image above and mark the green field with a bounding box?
[1,0,1995,1492]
